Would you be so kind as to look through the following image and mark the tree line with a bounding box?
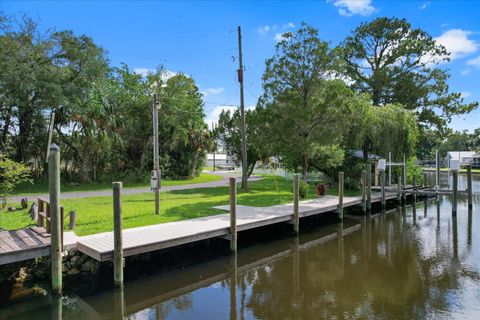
[1,14,478,187]
[0,14,211,183]
[216,19,477,181]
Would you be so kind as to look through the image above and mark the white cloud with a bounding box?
[133,68,178,82]
[435,29,478,60]
[202,87,225,97]
[258,25,271,35]
[133,68,156,77]
[419,2,430,10]
[461,91,471,99]
[274,33,286,42]
[329,0,375,17]
[466,56,480,68]
[205,105,255,126]
[259,23,294,36]
[161,70,178,82]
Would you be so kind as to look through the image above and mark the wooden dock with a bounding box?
[0,227,50,265]
[77,193,399,262]
[0,191,402,265]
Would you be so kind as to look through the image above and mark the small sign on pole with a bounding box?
[150,170,158,191]
[377,159,387,171]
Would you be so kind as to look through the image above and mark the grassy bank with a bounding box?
[10,173,222,196]
[1,176,360,236]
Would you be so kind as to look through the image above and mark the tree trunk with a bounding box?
[303,154,309,181]
[80,152,91,183]
[0,106,12,150]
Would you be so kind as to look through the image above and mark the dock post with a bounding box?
[388,152,392,187]
[361,170,367,214]
[338,172,344,220]
[48,143,62,294]
[113,286,125,320]
[52,293,62,320]
[229,177,237,252]
[113,182,123,288]
[397,176,401,204]
[366,164,372,213]
[452,169,458,217]
[435,150,440,189]
[467,165,473,210]
[293,174,300,234]
[380,169,386,209]
[402,154,407,202]
[413,175,417,204]
[424,173,428,188]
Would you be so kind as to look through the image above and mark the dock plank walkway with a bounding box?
[77,192,399,261]
[0,227,50,265]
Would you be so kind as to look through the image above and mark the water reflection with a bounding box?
[1,173,480,319]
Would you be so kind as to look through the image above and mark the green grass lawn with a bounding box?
[11,173,222,196]
[1,176,360,236]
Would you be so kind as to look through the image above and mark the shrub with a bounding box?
[299,180,309,199]
[0,155,32,196]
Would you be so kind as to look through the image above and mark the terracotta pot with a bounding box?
[316,184,327,196]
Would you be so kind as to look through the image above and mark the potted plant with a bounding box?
[315,183,327,196]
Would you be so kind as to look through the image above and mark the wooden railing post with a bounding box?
[293,174,299,234]
[467,165,473,210]
[413,175,417,204]
[48,143,62,294]
[229,177,237,253]
[366,163,372,213]
[113,182,124,288]
[452,169,458,217]
[397,176,402,204]
[338,172,344,220]
[380,169,386,209]
[361,170,367,214]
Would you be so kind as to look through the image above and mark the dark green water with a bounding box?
[1,172,479,319]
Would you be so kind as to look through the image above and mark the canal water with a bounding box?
[0,172,479,319]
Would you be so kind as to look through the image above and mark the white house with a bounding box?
[205,153,235,169]
[445,151,478,168]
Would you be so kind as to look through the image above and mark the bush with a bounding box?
[299,180,309,199]
[0,155,31,196]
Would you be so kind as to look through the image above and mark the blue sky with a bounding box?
[2,0,480,131]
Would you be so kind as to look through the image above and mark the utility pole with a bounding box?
[152,94,160,215]
[237,26,248,192]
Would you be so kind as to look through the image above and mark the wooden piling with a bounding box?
[435,150,440,189]
[366,163,372,213]
[413,175,417,204]
[397,176,401,204]
[113,286,125,320]
[452,170,458,216]
[229,177,237,252]
[293,174,299,234]
[69,211,76,230]
[48,144,62,294]
[380,170,386,209]
[402,154,407,202]
[113,182,123,287]
[388,152,392,187]
[361,170,367,214]
[467,165,473,210]
[338,172,344,220]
